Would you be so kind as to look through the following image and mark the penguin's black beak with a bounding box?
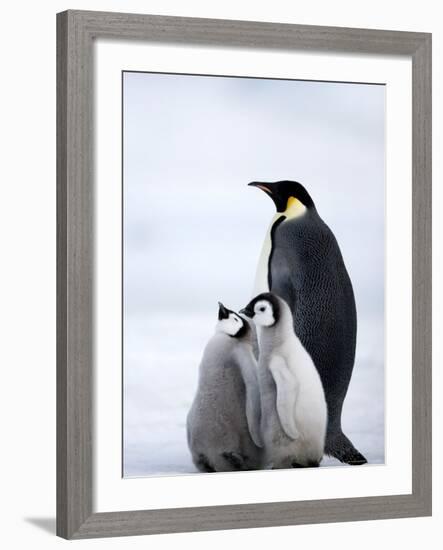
[239,306,254,318]
[218,302,230,320]
[248,181,273,196]
[248,181,285,212]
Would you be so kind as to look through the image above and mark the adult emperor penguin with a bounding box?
[248,180,367,465]
[186,302,263,472]
[241,292,327,468]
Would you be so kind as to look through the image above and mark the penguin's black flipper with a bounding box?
[326,432,367,465]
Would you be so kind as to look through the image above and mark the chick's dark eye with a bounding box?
[260,307,265,312]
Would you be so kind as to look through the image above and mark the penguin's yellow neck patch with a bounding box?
[284,196,306,219]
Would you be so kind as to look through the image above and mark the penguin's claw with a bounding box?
[222,451,247,470]
[342,450,367,466]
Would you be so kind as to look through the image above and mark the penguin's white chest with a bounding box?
[253,214,283,295]
[253,200,307,296]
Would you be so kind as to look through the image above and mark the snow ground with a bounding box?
[123,314,384,477]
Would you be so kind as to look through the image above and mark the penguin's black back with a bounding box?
[269,209,357,428]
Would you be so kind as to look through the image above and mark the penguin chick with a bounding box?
[186,302,263,473]
[241,292,327,468]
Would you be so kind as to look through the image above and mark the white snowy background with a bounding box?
[123,72,385,476]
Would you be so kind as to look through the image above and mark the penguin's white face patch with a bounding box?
[252,300,275,327]
[217,313,244,336]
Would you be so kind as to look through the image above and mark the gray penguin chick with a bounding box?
[241,292,327,469]
[187,302,263,473]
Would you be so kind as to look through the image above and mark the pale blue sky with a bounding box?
[123,72,385,318]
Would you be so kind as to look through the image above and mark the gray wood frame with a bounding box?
[57,9,432,539]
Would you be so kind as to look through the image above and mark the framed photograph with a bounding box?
[57,10,432,539]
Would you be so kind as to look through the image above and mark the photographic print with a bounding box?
[123,71,385,477]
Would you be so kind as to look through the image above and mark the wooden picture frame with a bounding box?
[57,10,432,539]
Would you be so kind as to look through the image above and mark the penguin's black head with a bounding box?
[217,302,249,338]
[248,180,315,213]
[240,293,280,328]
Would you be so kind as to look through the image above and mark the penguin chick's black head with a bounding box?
[240,292,281,327]
[248,180,315,213]
[217,302,249,338]
[218,301,230,320]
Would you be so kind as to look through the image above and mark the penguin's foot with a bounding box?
[222,451,247,470]
[195,453,215,473]
[291,460,320,468]
[325,433,367,465]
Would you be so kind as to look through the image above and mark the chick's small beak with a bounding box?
[239,307,253,318]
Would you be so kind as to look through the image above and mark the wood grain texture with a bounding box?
[67,9,428,54]
[56,12,68,537]
[56,10,432,539]
[411,35,432,512]
[57,10,93,539]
